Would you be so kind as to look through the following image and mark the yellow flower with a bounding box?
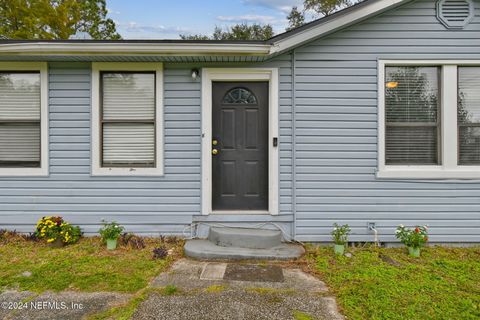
[47,238,55,243]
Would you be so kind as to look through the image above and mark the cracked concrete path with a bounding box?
[133,259,344,320]
[0,290,130,320]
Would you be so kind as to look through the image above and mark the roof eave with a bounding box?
[269,0,409,55]
[0,42,272,57]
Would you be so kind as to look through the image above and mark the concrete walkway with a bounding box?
[133,259,344,320]
[0,290,130,320]
[0,259,344,320]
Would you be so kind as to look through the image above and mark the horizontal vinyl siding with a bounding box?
[0,60,294,236]
[294,0,480,242]
[0,62,197,235]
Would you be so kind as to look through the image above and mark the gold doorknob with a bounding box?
[212,149,219,155]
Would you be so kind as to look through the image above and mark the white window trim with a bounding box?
[201,68,279,215]
[91,62,164,176]
[0,62,49,177]
[378,59,480,179]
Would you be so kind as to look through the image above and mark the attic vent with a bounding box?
[436,0,474,29]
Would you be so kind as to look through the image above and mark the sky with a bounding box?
[107,0,304,39]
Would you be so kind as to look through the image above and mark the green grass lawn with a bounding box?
[306,245,480,320]
[0,234,181,293]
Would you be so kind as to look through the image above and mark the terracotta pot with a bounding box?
[334,244,345,255]
[106,239,117,250]
[49,238,64,248]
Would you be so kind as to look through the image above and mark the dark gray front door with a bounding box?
[212,82,269,211]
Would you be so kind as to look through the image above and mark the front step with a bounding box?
[208,227,282,249]
[184,227,304,260]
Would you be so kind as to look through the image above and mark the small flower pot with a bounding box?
[334,244,345,255]
[49,238,64,248]
[408,246,420,258]
[106,238,118,250]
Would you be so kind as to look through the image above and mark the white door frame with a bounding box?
[201,68,279,215]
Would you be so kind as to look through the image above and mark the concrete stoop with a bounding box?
[184,227,305,260]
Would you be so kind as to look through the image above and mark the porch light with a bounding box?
[386,81,398,88]
[191,69,199,80]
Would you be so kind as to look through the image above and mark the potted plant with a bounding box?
[35,216,82,247]
[395,225,429,257]
[331,223,351,255]
[99,221,124,250]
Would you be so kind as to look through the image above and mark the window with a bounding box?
[385,67,440,165]
[378,60,480,179]
[458,67,480,165]
[0,62,48,176]
[92,63,163,176]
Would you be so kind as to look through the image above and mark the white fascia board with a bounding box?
[270,0,408,54]
[0,42,271,56]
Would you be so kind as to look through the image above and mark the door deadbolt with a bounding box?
[212,139,218,146]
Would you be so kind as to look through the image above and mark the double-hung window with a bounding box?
[0,62,48,176]
[92,63,163,176]
[379,61,480,179]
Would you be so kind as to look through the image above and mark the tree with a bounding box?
[287,6,305,31]
[180,23,273,41]
[0,0,121,40]
[287,0,359,30]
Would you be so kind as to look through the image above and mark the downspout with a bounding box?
[291,49,297,241]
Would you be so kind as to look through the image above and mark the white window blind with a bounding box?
[101,72,156,167]
[458,67,480,165]
[385,67,440,165]
[0,73,41,167]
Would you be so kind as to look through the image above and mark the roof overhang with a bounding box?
[0,0,411,60]
[0,42,271,57]
[269,0,410,54]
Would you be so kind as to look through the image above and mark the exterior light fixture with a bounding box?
[386,81,398,88]
[191,69,199,80]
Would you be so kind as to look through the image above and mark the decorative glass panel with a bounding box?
[458,67,480,165]
[385,67,440,165]
[222,87,257,104]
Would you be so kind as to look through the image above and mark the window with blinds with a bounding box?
[101,72,156,167]
[458,67,480,165]
[385,67,440,165]
[0,72,41,167]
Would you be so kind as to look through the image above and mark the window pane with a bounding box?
[385,67,439,122]
[385,67,440,165]
[458,67,480,165]
[0,73,41,167]
[103,123,155,167]
[0,124,40,166]
[0,73,40,120]
[386,127,438,164]
[102,73,155,120]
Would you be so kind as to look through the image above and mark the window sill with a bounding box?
[0,167,48,177]
[91,167,164,177]
[377,166,480,179]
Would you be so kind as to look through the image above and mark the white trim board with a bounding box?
[377,59,480,180]
[0,62,49,177]
[0,42,271,56]
[91,62,164,176]
[271,0,408,54]
[201,68,279,215]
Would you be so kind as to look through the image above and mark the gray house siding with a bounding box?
[0,57,294,236]
[293,0,480,243]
